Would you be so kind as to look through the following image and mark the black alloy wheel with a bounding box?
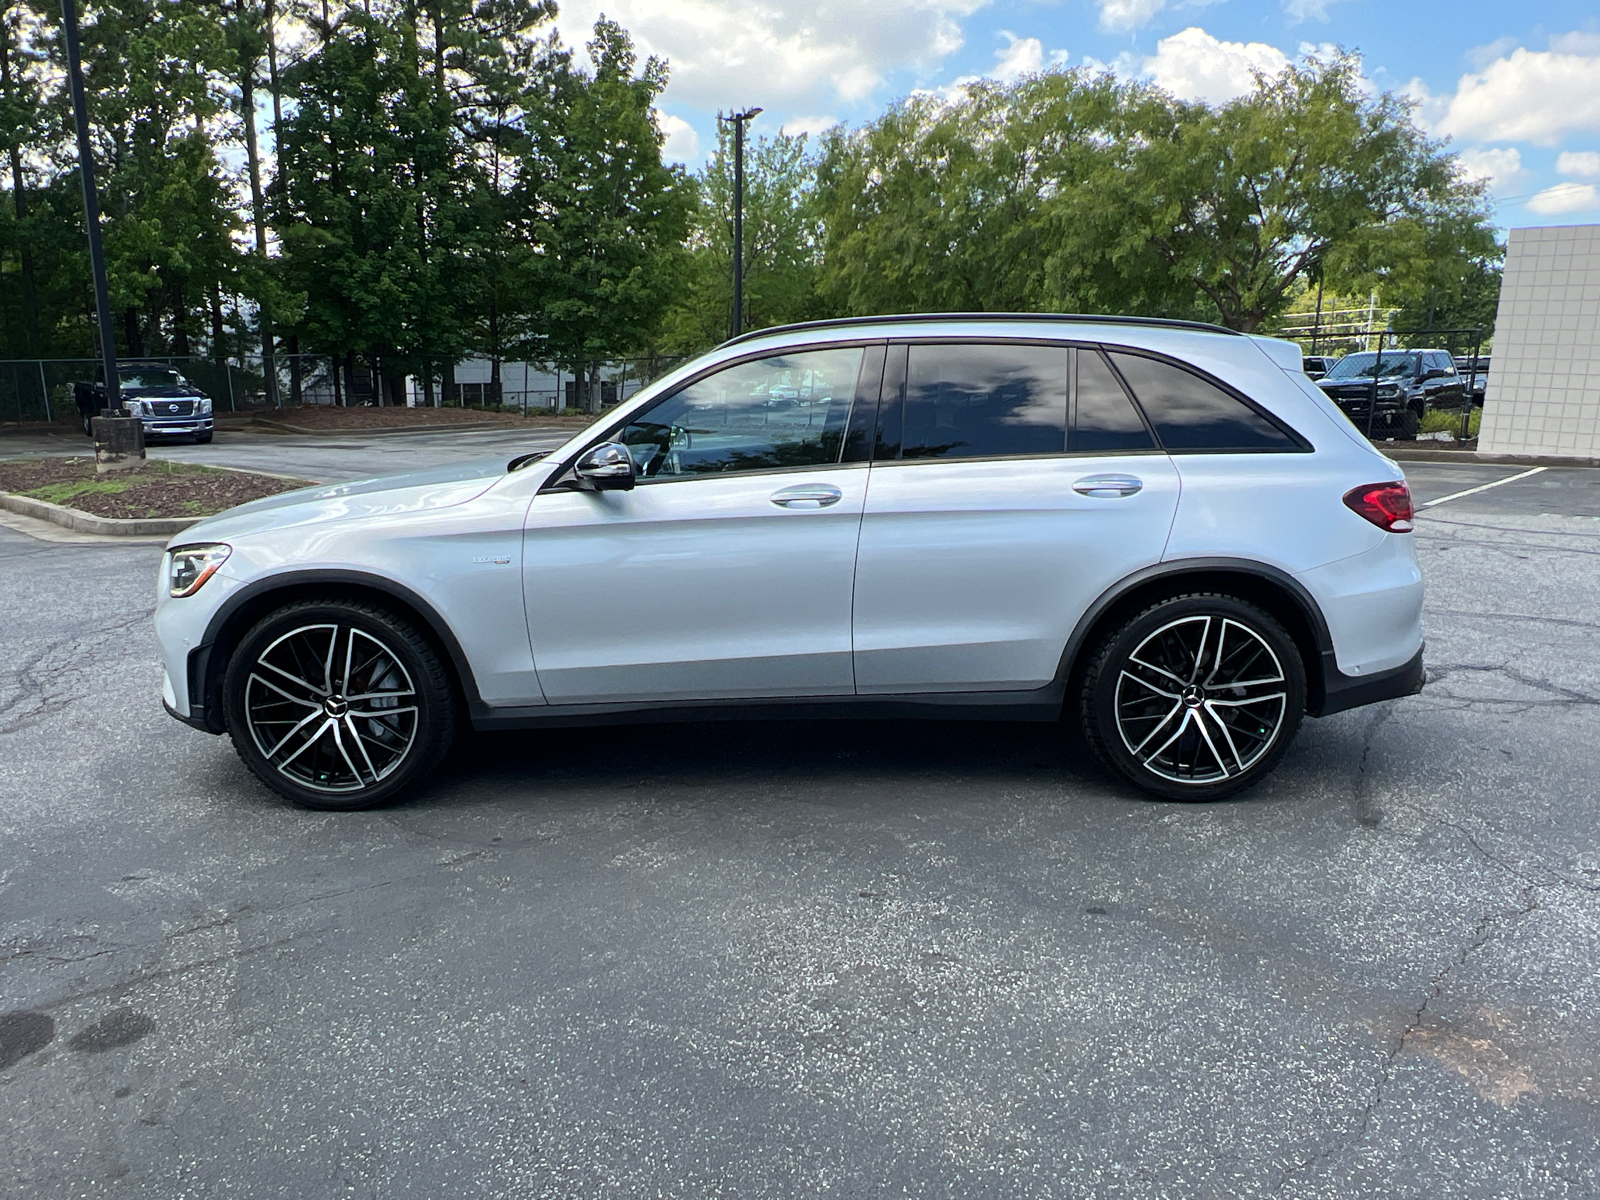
[1079,593,1306,802]
[224,599,457,810]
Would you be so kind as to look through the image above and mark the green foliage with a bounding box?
[1419,406,1481,438]
[659,127,825,353]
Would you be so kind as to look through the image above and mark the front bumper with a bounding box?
[142,417,213,438]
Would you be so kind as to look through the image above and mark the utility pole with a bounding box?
[720,107,761,340]
[60,0,118,416]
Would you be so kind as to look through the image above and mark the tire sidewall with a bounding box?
[224,600,455,810]
[1087,594,1306,802]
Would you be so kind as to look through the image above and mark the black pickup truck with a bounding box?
[75,361,215,443]
[1315,348,1466,440]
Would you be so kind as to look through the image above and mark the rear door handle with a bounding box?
[770,483,843,508]
[1073,474,1143,498]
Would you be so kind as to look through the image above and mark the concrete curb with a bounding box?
[0,491,199,537]
[1382,448,1600,468]
[248,416,589,437]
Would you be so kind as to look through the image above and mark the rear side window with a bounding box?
[1072,348,1155,453]
[1107,351,1301,452]
[899,344,1067,459]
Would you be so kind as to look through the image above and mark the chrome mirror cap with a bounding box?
[574,442,636,491]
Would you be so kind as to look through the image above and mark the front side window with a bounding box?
[618,346,864,479]
[1108,351,1301,452]
[898,343,1067,459]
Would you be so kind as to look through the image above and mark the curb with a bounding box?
[0,491,199,537]
[247,416,588,437]
[1382,448,1600,468]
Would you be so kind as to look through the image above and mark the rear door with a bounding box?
[851,342,1182,694]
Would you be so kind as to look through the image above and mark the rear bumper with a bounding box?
[1313,645,1424,717]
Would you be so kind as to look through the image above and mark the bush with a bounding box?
[1419,407,1480,438]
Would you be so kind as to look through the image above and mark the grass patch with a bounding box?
[1420,407,1481,438]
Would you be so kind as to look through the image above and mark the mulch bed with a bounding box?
[0,457,309,520]
[256,405,591,431]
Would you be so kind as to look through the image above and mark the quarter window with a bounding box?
[898,344,1067,459]
[618,347,864,479]
[1107,351,1300,452]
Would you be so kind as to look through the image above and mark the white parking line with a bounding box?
[1416,465,1547,510]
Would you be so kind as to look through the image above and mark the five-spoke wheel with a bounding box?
[1080,593,1305,801]
[225,600,456,809]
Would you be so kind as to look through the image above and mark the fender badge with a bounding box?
[473,555,512,565]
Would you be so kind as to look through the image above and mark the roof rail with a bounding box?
[718,312,1243,349]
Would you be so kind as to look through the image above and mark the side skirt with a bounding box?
[469,687,1068,732]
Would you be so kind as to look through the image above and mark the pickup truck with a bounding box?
[1314,348,1466,440]
[75,360,215,443]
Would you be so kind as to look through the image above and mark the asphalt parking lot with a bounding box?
[2,431,1598,1198]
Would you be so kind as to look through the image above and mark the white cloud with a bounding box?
[656,113,700,163]
[1098,0,1165,34]
[555,0,991,112]
[1140,27,1290,105]
[1527,182,1600,214]
[779,115,840,139]
[993,32,1044,83]
[1556,150,1600,179]
[1434,37,1600,147]
[1465,35,1518,72]
[1281,0,1342,23]
[1454,146,1526,193]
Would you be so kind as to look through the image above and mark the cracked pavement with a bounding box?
[1,454,1597,1198]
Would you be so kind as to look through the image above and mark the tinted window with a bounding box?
[899,344,1066,459]
[619,347,863,479]
[1108,352,1299,452]
[1073,349,1155,453]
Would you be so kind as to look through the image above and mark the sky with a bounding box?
[547,0,1600,232]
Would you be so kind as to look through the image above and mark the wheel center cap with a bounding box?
[324,695,349,718]
[1181,685,1205,708]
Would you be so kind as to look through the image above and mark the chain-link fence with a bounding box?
[0,353,692,424]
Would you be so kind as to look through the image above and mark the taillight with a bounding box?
[1343,481,1414,533]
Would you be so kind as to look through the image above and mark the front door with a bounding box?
[522,344,877,705]
[852,342,1182,694]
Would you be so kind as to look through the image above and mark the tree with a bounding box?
[659,127,824,354]
[515,18,691,402]
[1123,54,1498,332]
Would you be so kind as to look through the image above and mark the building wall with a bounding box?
[1479,224,1600,458]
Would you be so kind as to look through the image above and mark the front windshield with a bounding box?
[1324,353,1419,381]
[119,368,184,389]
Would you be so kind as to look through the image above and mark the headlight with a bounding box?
[168,544,231,597]
[198,397,213,415]
[1376,384,1400,398]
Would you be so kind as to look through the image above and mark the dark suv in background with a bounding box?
[1315,349,1465,439]
[75,361,215,443]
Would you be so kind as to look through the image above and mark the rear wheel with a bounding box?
[1079,593,1305,802]
[224,599,457,810]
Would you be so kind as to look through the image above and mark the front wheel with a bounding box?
[195,432,213,444]
[1078,594,1306,802]
[223,599,457,810]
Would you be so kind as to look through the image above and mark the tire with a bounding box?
[195,432,213,444]
[1078,593,1306,802]
[1394,409,1419,440]
[223,599,457,810]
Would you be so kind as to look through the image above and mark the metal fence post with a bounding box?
[38,360,52,422]
[225,362,237,412]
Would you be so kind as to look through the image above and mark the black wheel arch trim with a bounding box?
[1055,557,1338,714]
[185,569,483,735]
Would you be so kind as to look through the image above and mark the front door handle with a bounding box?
[770,483,843,508]
[1073,474,1143,498]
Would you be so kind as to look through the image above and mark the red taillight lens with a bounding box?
[1343,481,1414,533]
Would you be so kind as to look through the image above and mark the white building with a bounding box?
[1480,224,1600,459]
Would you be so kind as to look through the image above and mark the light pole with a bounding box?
[60,0,119,416]
[720,106,761,340]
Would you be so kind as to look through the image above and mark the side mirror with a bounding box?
[1423,368,1448,380]
[572,441,635,491]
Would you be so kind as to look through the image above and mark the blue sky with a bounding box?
[550,0,1600,232]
